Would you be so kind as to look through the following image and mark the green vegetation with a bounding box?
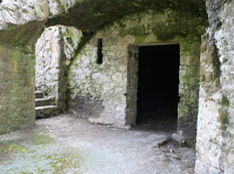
[30,134,53,145]
[218,108,229,131]
[41,152,82,174]
[0,141,28,154]
[0,133,84,173]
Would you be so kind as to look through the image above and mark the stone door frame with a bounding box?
[126,42,180,127]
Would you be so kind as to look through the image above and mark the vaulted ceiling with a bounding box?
[46,0,207,33]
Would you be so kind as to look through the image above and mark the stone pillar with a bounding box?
[177,40,201,144]
[0,45,35,135]
[125,44,139,126]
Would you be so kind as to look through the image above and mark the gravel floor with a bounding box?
[0,114,196,174]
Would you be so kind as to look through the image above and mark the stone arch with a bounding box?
[0,0,76,134]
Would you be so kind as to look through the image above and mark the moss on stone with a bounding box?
[218,108,229,131]
[196,25,207,35]
[135,35,148,43]
[6,23,18,30]
[133,25,146,36]
[177,104,190,119]
[216,96,230,131]
[188,17,203,26]
[220,96,230,107]
[0,21,45,47]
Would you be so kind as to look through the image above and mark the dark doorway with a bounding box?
[137,44,180,131]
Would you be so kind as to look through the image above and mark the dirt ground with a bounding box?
[0,114,196,174]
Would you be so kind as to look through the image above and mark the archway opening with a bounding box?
[136,44,180,131]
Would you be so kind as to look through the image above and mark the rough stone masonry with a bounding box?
[0,0,234,173]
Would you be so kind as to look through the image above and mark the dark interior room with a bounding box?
[137,44,180,131]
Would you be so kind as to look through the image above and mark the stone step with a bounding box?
[36,105,60,119]
[35,96,55,107]
[35,91,44,98]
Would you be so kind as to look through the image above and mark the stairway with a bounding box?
[35,91,60,118]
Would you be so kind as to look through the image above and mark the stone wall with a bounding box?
[35,25,82,111]
[0,45,35,134]
[69,29,129,127]
[195,1,234,173]
[69,9,207,136]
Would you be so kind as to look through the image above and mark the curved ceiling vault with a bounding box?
[46,0,207,34]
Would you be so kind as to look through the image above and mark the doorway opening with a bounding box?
[136,44,180,131]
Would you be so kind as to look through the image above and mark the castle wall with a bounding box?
[195,1,234,173]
